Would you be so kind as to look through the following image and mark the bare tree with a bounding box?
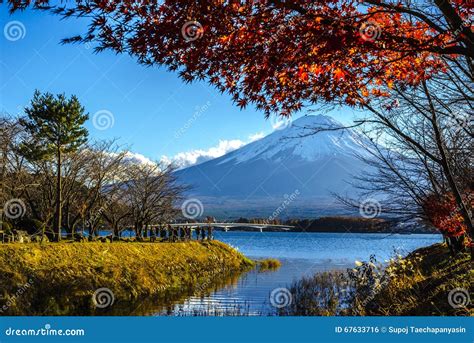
[101,197,132,239]
[324,58,473,249]
[2,113,186,242]
[119,162,185,240]
[61,140,127,238]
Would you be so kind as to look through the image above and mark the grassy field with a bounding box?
[0,240,254,315]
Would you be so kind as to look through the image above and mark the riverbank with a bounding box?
[363,243,471,316]
[0,241,254,315]
[282,243,471,316]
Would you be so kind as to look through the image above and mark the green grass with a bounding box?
[258,258,282,271]
[0,240,254,315]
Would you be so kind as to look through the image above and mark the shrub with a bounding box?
[280,243,471,316]
[279,271,351,316]
[258,258,282,271]
[1,221,13,234]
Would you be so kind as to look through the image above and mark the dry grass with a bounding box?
[364,243,472,316]
[258,258,282,271]
[281,243,471,316]
[0,241,254,315]
[280,271,349,316]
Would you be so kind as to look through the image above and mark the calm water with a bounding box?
[152,231,442,316]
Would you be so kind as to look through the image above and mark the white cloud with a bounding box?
[161,132,266,169]
[249,132,265,142]
[122,151,157,166]
[162,140,244,169]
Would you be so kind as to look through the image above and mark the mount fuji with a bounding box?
[175,115,374,218]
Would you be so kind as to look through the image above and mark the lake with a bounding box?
[151,231,442,316]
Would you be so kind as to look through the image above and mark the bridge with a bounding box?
[154,223,294,232]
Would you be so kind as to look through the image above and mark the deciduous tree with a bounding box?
[7,0,473,239]
[7,1,473,112]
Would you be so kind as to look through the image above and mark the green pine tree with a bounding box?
[20,90,89,241]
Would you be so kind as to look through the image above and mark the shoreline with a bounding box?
[213,229,439,234]
[0,241,254,315]
[281,243,471,316]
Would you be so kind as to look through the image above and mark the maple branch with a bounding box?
[267,0,308,15]
[433,0,474,56]
[363,0,447,35]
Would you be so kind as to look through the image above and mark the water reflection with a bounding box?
[28,269,249,316]
[6,232,442,316]
[156,259,348,316]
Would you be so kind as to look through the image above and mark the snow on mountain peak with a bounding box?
[290,114,339,127]
[218,114,371,164]
[176,114,376,216]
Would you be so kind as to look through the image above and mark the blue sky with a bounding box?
[1,7,356,167]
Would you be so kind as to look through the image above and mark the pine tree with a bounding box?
[20,90,88,241]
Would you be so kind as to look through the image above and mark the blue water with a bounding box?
[157,231,442,316]
[215,231,442,262]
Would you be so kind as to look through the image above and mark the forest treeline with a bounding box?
[1,91,186,241]
[233,217,437,233]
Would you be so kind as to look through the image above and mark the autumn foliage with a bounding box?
[7,0,474,243]
[7,0,474,115]
[423,193,472,248]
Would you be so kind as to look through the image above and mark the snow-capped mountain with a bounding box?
[176,115,374,218]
